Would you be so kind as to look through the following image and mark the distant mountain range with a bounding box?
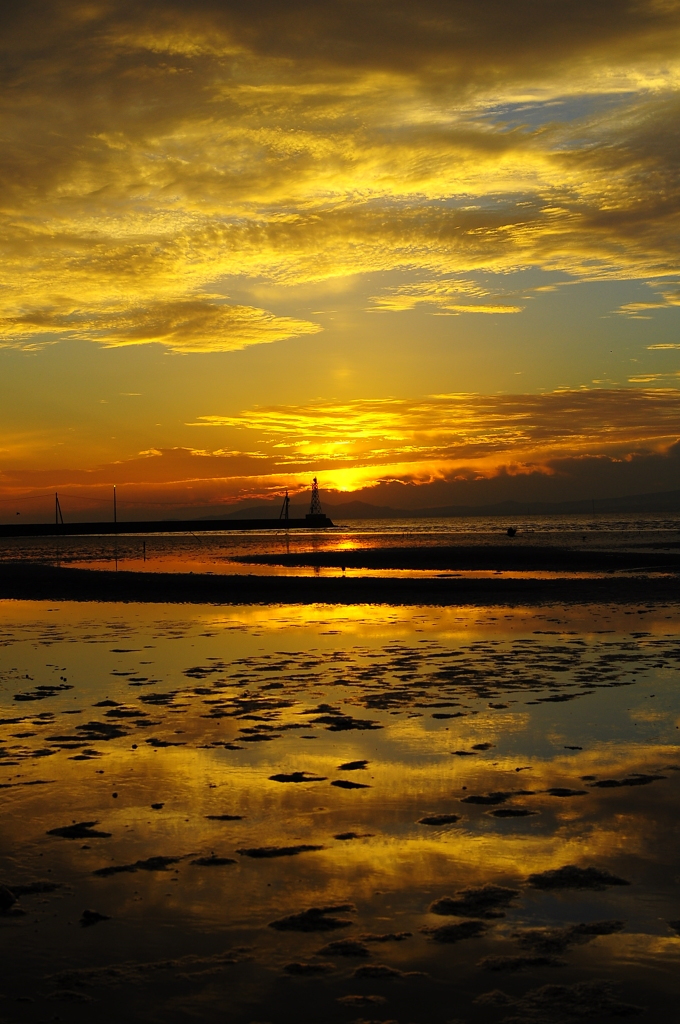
[200,488,680,521]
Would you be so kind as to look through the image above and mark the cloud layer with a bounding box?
[0,298,320,353]
[2,388,678,515]
[2,1,680,353]
[2,1,680,508]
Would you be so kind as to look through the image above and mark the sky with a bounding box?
[1,0,680,519]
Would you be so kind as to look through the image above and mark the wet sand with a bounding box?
[1,599,680,1022]
[236,543,680,572]
[0,560,679,605]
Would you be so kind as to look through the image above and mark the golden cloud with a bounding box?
[618,285,680,317]
[1,0,680,356]
[0,298,321,352]
[2,388,679,511]
[368,279,524,314]
[628,372,680,383]
[190,388,680,469]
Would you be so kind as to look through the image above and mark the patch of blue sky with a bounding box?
[433,191,544,213]
[480,91,638,131]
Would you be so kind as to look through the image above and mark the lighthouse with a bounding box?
[306,477,327,523]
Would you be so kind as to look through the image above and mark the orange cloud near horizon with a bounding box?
[1,388,679,520]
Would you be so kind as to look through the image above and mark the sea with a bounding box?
[0,512,678,578]
[1,513,679,1022]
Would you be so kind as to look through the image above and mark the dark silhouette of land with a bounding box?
[236,545,680,573]
[0,561,677,606]
[2,488,677,531]
[0,516,334,538]
[209,488,680,520]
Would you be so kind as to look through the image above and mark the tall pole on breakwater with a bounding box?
[113,485,118,571]
[0,476,334,538]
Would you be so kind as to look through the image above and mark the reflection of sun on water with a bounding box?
[334,538,360,552]
[0,599,677,640]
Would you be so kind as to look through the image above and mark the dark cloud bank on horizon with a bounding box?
[4,429,680,515]
[354,442,680,510]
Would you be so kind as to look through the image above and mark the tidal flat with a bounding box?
[1,599,680,1023]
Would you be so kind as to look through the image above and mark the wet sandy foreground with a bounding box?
[1,600,680,1023]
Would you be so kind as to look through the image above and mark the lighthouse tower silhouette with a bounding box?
[306,477,325,521]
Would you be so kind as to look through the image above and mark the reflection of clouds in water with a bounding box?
[0,600,679,1018]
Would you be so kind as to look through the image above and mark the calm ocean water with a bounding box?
[0,513,678,577]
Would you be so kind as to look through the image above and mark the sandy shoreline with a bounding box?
[235,543,680,572]
[0,560,678,605]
